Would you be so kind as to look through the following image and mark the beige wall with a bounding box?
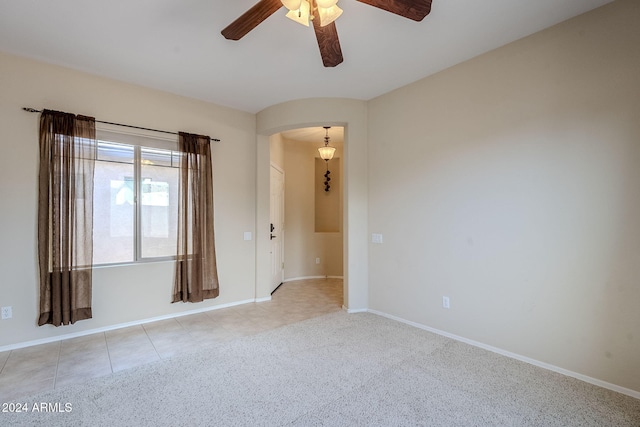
[367,0,640,393]
[315,157,342,233]
[0,52,257,348]
[281,137,343,279]
[269,133,285,169]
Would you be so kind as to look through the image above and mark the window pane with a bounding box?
[140,148,178,258]
[93,143,135,264]
[97,141,134,163]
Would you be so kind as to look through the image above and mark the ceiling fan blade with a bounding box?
[313,19,343,67]
[356,0,432,22]
[221,0,283,40]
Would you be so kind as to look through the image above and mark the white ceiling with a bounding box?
[281,126,344,144]
[0,0,612,114]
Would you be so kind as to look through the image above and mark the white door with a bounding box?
[270,165,285,293]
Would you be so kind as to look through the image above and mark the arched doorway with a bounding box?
[254,98,370,313]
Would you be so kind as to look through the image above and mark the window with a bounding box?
[92,129,179,265]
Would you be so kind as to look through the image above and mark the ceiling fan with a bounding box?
[221,0,432,67]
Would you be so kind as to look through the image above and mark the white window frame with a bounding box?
[93,125,179,267]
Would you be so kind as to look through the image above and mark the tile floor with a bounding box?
[0,278,343,402]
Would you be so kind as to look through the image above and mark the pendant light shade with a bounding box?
[318,145,336,160]
[318,126,335,160]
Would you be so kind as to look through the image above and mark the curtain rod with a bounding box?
[22,108,221,142]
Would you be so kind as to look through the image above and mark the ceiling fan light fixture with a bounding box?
[221,0,432,68]
[318,5,343,27]
[285,0,310,26]
[316,0,339,8]
[281,0,302,10]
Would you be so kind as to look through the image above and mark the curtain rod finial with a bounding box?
[23,107,42,113]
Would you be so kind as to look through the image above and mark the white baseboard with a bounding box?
[342,305,368,314]
[367,309,640,400]
[0,298,257,353]
[283,276,343,282]
[255,296,272,303]
[284,276,325,282]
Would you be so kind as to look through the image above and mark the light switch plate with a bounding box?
[243,232,252,241]
[371,233,383,244]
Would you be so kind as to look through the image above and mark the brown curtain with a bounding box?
[38,110,96,326]
[173,132,219,303]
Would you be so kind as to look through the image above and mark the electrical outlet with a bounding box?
[442,297,450,309]
[316,258,320,264]
[1,306,12,319]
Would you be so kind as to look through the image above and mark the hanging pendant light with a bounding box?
[318,126,336,161]
[319,126,335,192]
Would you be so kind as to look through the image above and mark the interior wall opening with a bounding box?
[269,126,344,305]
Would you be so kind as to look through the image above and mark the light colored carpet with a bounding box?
[2,311,639,426]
